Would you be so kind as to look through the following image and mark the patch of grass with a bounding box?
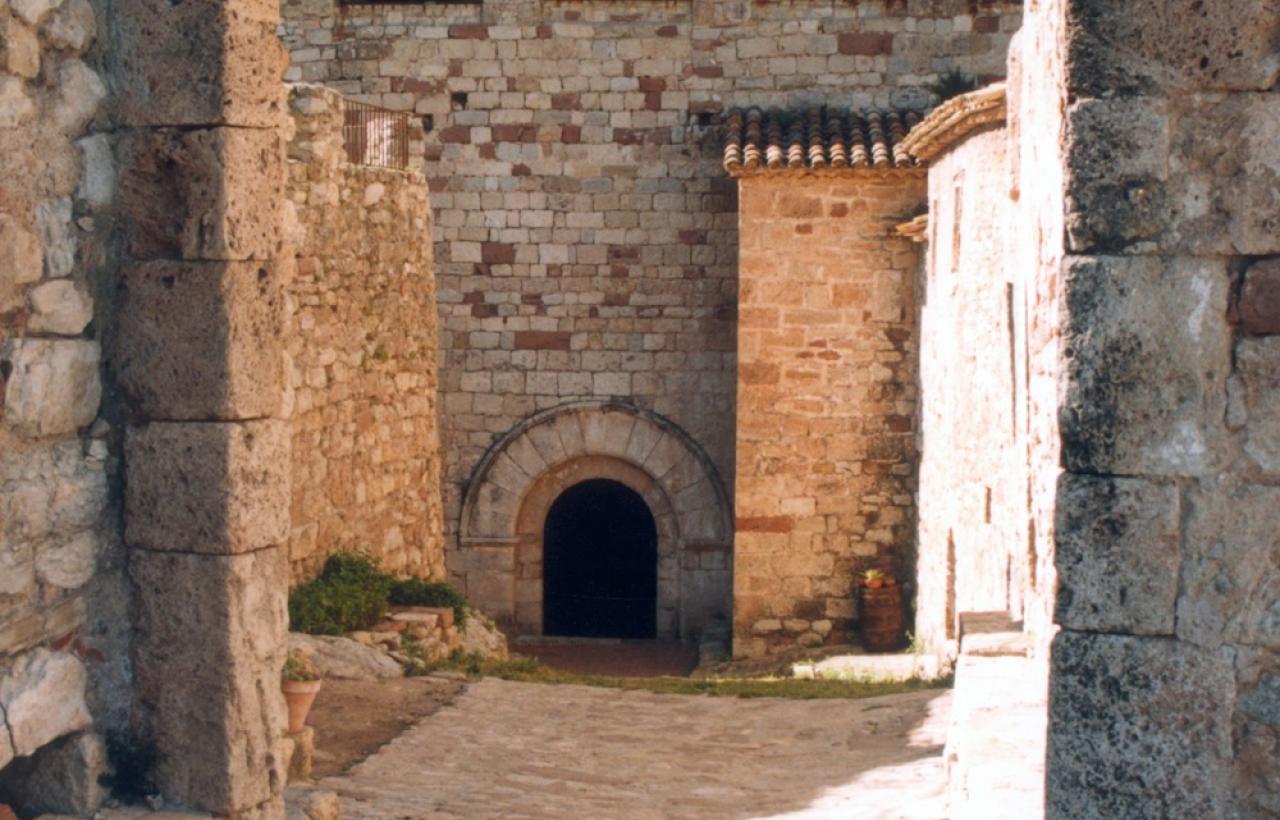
[425,653,949,700]
[930,67,978,101]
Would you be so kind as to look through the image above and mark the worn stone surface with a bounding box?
[0,648,91,758]
[1047,632,1234,818]
[41,0,95,54]
[0,338,101,437]
[1060,255,1230,476]
[1054,474,1180,635]
[0,214,42,311]
[287,633,403,681]
[1236,257,1280,336]
[1066,94,1280,255]
[1064,0,1280,95]
[130,547,288,814]
[125,420,290,554]
[27,278,91,334]
[284,85,443,582]
[113,0,286,128]
[1178,478,1280,651]
[74,133,114,210]
[49,59,103,135]
[116,260,286,421]
[34,529,96,590]
[323,678,951,819]
[457,612,508,661]
[0,74,32,127]
[284,785,339,820]
[0,730,107,816]
[0,14,39,78]
[1235,337,1280,476]
[117,126,283,262]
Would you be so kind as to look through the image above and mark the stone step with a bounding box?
[793,651,945,682]
[945,654,1048,820]
[957,611,1028,657]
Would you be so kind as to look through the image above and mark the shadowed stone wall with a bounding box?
[284,83,445,584]
[733,172,924,658]
[280,0,1023,624]
[1009,0,1280,815]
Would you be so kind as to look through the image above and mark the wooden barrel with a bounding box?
[859,586,904,652]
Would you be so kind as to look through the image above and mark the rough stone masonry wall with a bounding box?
[285,83,445,584]
[0,0,125,812]
[914,123,1030,657]
[279,0,1022,607]
[1029,0,1280,816]
[734,173,923,658]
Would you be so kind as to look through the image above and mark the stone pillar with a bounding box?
[1027,0,1280,816]
[111,0,290,815]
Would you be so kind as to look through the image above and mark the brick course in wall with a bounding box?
[285,84,445,583]
[733,172,924,657]
[281,0,1021,643]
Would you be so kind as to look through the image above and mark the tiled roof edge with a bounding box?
[897,83,1007,163]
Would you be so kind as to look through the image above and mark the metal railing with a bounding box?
[342,98,411,171]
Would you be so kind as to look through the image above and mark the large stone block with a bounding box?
[125,420,290,554]
[114,0,286,128]
[0,339,102,438]
[118,126,283,262]
[0,648,92,758]
[1059,255,1230,476]
[130,546,287,814]
[1055,474,1180,635]
[0,439,107,554]
[116,260,286,420]
[1047,632,1233,819]
[1065,0,1280,95]
[0,730,107,816]
[1178,478,1280,650]
[1067,95,1280,255]
[0,213,43,312]
[27,278,92,335]
[1235,337,1280,476]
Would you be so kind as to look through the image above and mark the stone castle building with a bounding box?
[0,0,1276,816]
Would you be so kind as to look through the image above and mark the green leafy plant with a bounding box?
[930,67,977,101]
[283,649,321,682]
[288,551,393,635]
[389,578,469,627]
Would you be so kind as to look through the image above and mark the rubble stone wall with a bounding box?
[734,172,924,658]
[0,0,117,809]
[1027,0,1280,815]
[280,0,1023,609]
[914,123,1029,657]
[284,83,445,584]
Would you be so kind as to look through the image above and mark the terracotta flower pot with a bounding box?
[282,679,322,733]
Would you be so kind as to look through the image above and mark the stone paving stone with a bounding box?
[322,678,951,819]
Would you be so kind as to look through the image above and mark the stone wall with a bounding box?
[1015,0,1280,815]
[284,83,445,584]
[0,0,120,812]
[733,172,924,658]
[913,121,1026,654]
[279,0,1023,613]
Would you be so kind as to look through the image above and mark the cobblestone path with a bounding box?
[321,679,951,819]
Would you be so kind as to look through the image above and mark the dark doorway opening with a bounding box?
[543,479,658,639]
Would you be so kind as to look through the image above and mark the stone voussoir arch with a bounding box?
[459,399,731,549]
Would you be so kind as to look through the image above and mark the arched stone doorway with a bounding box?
[458,400,732,641]
[543,479,659,638]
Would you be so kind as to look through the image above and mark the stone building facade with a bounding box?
[280,0,1023,642]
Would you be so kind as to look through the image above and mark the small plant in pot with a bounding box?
[858,567,904,652]
[282,650,322,734]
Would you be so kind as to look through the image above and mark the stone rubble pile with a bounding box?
[289,607,509,681]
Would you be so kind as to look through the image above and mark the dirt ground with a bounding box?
[306,675,466,779]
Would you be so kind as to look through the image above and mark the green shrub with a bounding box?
[288,551,393,635]
[389,578,469,627]
[930,67,977,102]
